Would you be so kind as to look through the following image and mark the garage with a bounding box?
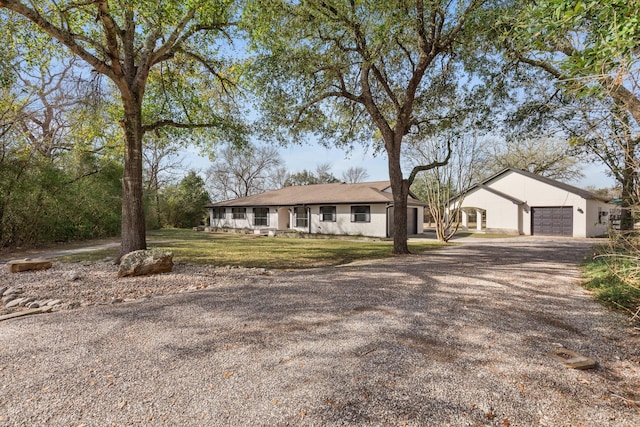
[531,206,573,236]
[451,168,610,237]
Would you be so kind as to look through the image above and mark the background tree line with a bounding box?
[0,1,638,255]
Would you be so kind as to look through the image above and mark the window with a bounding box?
[232,207,246,219]
[320,206,336,222]
[294,207,308,228]
[254,208,269,226]
[351,205,370,223]
[211,207,225,219]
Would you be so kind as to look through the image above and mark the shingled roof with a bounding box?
[206,181,426,207]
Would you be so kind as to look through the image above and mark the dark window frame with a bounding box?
[211,207,225,219]
[254,207,269,226]
[351,205,371,223]
[294,206,308,228]
[232,207,246,219]
[319,205,336,222]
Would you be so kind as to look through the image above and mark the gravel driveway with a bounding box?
[1,237,639,426]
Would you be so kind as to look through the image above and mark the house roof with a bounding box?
[206,181,427,208]
[456,168,610,203]
[477,184,525,205]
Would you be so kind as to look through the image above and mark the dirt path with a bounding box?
[0,237,638,426]
[0,238,121,265]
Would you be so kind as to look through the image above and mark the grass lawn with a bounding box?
[582,255,640,318]
[58,228,445,270]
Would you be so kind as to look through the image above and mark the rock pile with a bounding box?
[1,286,63,311]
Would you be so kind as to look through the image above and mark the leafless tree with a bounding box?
[342,166,369,183]
[475,137,584,182]
[406,133,479,242]
[206,143,284,201]
[142,137,185,228]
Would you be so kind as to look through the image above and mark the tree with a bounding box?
[162,171,211,228]
[341,166,369,184]
[206,143,284,201]
[0,53,123,247]
[476,137,584,182]
[314,162,340,184]
[245,0,488,254]
[497,0,640,229]
[284,163,340,186]
[407,133,479,242]
[284,170,319,186]
[143,136,184,229]
[0,1,246,258]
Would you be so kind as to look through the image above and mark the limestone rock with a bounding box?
[5,298,24,309]
[117,249,173,278]
[7,259,52,273]
[2,294,17,304]
[64,270,81,281]
[3,286,23,296]
[550,348,597,370]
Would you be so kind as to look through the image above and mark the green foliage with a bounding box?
[1,0,250,256]
[583,254,640,319]
[284,169,339,186]
[160,171,211,228]
[0,153,122,248]
[582,231,640,321]
[523,0,639,78]
[495,0,640,222]
[243,0,491,147]
[0,57,123,248]
[498,0,640,99]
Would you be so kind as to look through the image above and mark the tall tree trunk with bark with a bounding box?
[387,142,410,254]
[120,99,146,256]
[0,0,242,260]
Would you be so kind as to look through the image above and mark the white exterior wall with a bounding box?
[585,200,611,237]
[209,207,278,229]
[457,170,610,237]
[309,204,389,237]
[488,171,587,237]
[210,203,420,238]
[460,190,521,233]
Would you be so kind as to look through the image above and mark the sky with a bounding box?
[183,141,616,190]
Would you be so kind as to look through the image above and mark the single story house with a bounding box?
[205,181,426,238]
[450,168,611,237]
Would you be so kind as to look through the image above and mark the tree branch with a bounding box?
[148,9,197,67]
[96,0,124,77]
[141,120,224,134]
[407,138,452,186]
[512,51,565,80]
[179,49,236,96]
[0,0,116,80]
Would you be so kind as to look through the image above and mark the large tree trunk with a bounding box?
[119,100,147,259]
[619,148,638,231]
[388,146,410,254]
